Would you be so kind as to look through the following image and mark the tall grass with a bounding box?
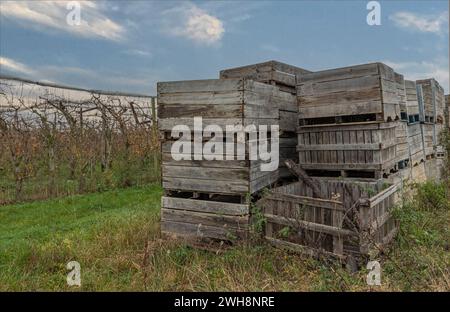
[1,181,448,291]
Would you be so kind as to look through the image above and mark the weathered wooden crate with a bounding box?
[297,63,401,125]
[395,121,409,165]
[297,122,398,178]
[220,60,311,94]
[161,195,249,242]
[416,78,445,124]
[421,123,435,157]
[219,62,307,180]
[407,123,425,166]
[158,78,279,129]
[158,78,280,195]
[160,136,279,195]
[257,179,400,261]
[405,80,420,119]
[395,73,407,120]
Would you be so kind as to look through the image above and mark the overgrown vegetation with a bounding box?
[1,181,448,291]
[0,79,160,205]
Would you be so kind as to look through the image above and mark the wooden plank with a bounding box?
[296,141,395,151]
[161,208,249,229]
[158,79,243,94]
[264,213,356,237]
[297,75,380,97]
[163,177,249,194]
[265,192,343,210]
[299,163,383,170]
[159,104,243,118]
[299,100,382,119]
[162,165,249,181]
[162,196,249,215]
[161,220,247,240]
[157,91,243,105]
[297,63,379,83]
[369,183,399,208]
[162,153,249,168]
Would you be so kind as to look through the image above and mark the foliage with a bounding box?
[0,79,159,204]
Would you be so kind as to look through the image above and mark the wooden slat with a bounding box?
[158,79,243,94]
[264,213,356,237]
[161,220,247,240]
[162,196,249,215]
[161,208,249,229]
[163,177,249,194]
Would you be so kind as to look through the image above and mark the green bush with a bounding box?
[413,181,449,211]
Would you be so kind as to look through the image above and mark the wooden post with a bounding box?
[151,97,160,183]
[284,159,321,197]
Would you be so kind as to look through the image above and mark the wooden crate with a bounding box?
[395,73,407,120]
[158,78,280,195]
[219,62,307,180]
[161,136,279,195]
[407,123,425,166]
[421,123,435,157]
[395,121,409,165]
[297,122,398,178]
[297,62,401,125]
[256,179,400,261]
[161,195,249,242]
[405,80,420,121]
[220,60,311,94]
[416,78,445,124]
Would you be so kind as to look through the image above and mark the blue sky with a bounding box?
[0,0,448,94]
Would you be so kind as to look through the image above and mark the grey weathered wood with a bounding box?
[297,122,398,173]
[284,159,321,197]
[161,220,247,240]
[220,60,311,89]
[257,179,400,259]
[162,196,249,215]
[297,62,400,122]
[161,208,249,229]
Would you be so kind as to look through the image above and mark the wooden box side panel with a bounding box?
[161,196,249,241]
[297,63,399,121]
[297,123,397,167]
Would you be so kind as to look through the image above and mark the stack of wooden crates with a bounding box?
[296,62,404,179]
[220,61,311,179]
[158,78,292,241]
[416,79,446,181]
[404,80,426,182]
[156,60,445,262]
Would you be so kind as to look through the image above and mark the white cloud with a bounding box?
[390,11,449,34]
[0,1,125,41]
[0,56,156,93]
[0,57,36,76]
[384,59,449,93]
[162,4,224,45]
[122,49,152,58]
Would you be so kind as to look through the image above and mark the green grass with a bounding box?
[0,182,448,291]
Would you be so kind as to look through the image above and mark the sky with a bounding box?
[0,0,448,95]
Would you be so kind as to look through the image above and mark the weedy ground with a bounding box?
[0,182,448,291]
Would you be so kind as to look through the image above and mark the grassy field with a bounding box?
[0,182,448,291]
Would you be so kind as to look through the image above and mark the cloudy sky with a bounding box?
[0,0,448,94]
